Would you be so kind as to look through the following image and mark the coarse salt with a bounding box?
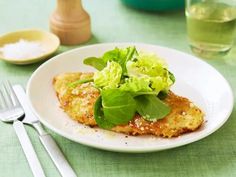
[0,39,46,60]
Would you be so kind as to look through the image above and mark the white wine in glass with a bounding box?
[186,0,236,57]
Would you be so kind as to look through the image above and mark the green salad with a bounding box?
[73,46,175,129]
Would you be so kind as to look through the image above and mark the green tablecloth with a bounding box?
[0,0,236,177]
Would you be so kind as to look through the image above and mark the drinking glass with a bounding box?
[185,0,236,57]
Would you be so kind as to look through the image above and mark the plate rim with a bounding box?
[26,42,234,153]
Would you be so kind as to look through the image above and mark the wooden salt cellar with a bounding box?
[50,0,91,45]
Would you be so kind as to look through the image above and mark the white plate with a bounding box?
[27,43,234,153]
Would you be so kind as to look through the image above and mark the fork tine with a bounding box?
[7,81,20,106]
[1,82,12,108]
[0,90,7,109]
[2,81,18,107]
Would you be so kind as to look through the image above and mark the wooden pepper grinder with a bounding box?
[50,0,91,45]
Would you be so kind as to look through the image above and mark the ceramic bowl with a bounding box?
[0,29,60,65]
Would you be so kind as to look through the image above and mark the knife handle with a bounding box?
[33,122,77,177]
[13,120,46,177]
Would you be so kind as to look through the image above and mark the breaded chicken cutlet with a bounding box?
[53,72,204,138]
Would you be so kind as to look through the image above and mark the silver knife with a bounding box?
[13,85,77,177]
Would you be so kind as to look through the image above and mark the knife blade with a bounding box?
[13,85,77,177]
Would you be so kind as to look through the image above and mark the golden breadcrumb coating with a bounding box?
[53,72,204,138]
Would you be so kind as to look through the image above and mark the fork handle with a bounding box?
[13,120,46,177]
[33,122,77,177]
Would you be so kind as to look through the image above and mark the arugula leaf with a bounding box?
[133,91,160,97]
[157,90,168,100]
[135,95,170,121]
[68,78,93,88]
[102,89,136,125]
[126,46,137,62]
[83,57,106,71]
[94,96,115,129]
[168,71,175,83]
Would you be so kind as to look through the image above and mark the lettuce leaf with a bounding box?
[94,61,122,89]
[119,76,152,93]
[102,46,137,74]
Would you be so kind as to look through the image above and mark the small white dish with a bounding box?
[0,29,60,65]
[27,43,234,153]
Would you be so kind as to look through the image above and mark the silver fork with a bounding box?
[0,81,46,177]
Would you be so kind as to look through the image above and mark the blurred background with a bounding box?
[0,0,188,53]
